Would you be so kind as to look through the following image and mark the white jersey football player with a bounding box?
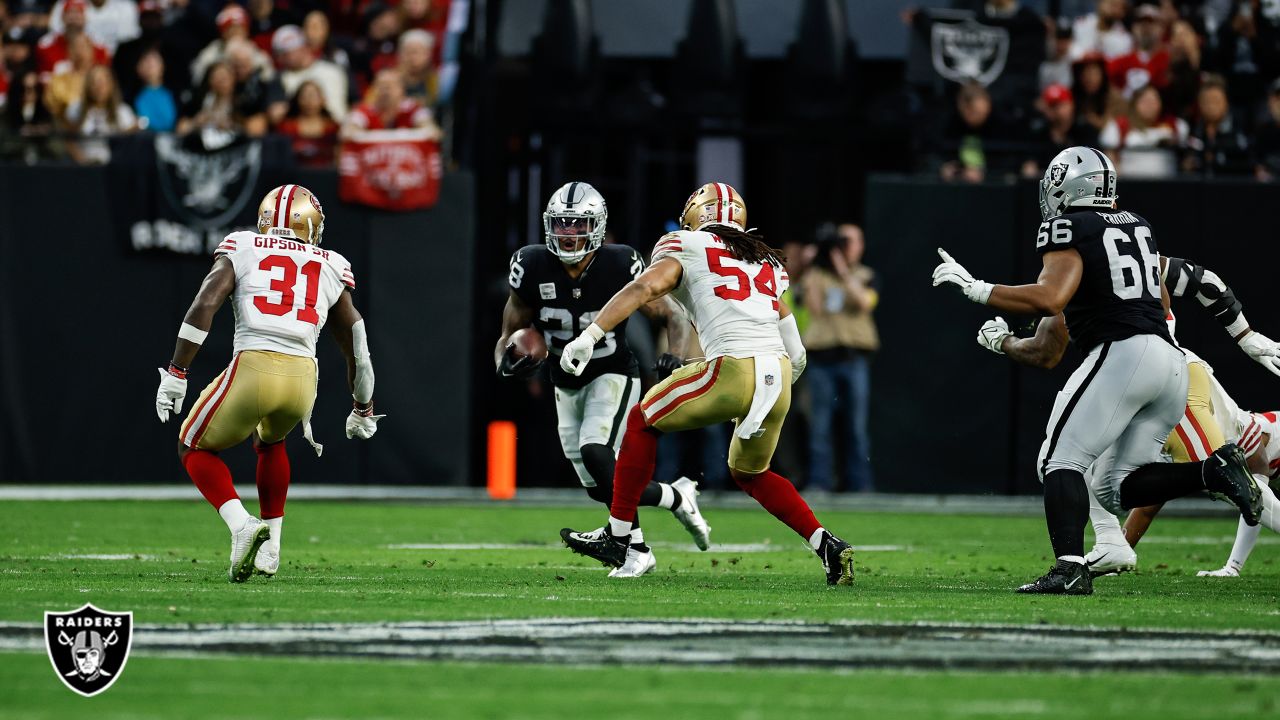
[154,185,382,582]
[559,182,856,586]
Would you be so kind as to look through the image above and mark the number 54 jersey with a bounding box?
[215,231,355,358]
[1035,209,1173,353]
[652,230,788,359]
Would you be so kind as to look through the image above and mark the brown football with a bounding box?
[509,327,548,362]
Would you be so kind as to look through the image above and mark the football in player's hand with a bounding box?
[509,328,548,362]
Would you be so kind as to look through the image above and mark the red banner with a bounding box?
[338,129,443,211]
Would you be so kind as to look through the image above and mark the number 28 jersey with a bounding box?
[652,230,788,359]
[1036,208,1173,352]
[214,231,355,357]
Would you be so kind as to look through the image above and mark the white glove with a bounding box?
[345,409,386,440]
[932,248,994,304]
[977,317,1013,355]
[1238,331,1280,377]
[789,351,807,384]
[155,367,187,423]
[560,323,605,377]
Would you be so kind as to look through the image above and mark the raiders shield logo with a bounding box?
[44,603,133,697]
[1049,163,1070,187]
[930,19,1010,87]
[155,133,263,230]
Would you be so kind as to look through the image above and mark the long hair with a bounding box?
[73,65,125,134]
[703,224,786,267]
[286,80,334,121]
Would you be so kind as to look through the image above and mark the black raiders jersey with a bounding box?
[1035,208,1174,352]
[508,243,645,389]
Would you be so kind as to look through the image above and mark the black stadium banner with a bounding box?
[906,8,1044,107]
[107,133,295,256]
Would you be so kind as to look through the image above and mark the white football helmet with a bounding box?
[543,181,607,264]
[1039,146,1118,221]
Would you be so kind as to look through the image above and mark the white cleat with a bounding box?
[1084,542,1137,577]
[1197,565,1241,578]
[255,545,280,577]
[608,547,656,578]
[228,517,270,583]
[671,476,712,550]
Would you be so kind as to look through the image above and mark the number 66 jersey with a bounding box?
[215,231,355,357]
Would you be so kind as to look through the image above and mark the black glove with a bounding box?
[654,353,683,381]
[498,345,542,380]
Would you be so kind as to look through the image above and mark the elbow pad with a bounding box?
[352,319,374,404]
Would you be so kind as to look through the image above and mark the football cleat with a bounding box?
[561,527,628,568]
[228,517,270,583]
[1084,542,1137,577]
[671,476,712,550]
[1203,444,1263,526]
[1016,559,1093,595]
[816,531,854,587]
[1196,565,1241,578]
[608,547,657,578]
[254,545,280,577]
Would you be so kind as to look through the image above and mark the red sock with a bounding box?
[182,450,238,510]
[255,441,290,519]
[735,469,821,540]
[609,405,659,526]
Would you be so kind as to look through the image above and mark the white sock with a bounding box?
[264,517,283,552]
[629,528,645,546]
[808,527,826,551]
[217,499,251,533]
[1058,555,1086,565]
[609,516,632,539]
[657,483,676,510]
[1087,493,1127,546]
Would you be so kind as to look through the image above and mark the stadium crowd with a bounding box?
[0,0,460,164]
[922,0,1280,181]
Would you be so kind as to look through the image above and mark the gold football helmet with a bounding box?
[680,182,747,232]
[258,184,326,244]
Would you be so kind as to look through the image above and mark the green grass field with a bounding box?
[2,499,1278,718]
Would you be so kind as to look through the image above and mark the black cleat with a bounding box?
[1203,443,1263,526]
[816,532,854,587]
[561,527,628,568]
[1016,559,1093,595]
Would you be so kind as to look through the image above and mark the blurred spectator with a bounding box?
[1108,4,1170,96]
[1208,0,1280,127]
[5,27,43,77]
[43,31,94,120]
[801,223,879,493]
[131,47,173,131]
[1099,83,1187,177]
[10,0,54,31]
[65,63,134,163]
[1182,74,1252,175]
[930,82,1017,182]
[226,37,281,132]
[277,79,337,167]
[48,0,137,54]
[1071,0,1133,60]
[302,10,350,71]
[35,0,108,81]
[247,0,292,54]
[396,28,436,108]
[1251,78,1280,179]
[342,67,437,136]
[192,5,273,91]
[350,2,402,84]
[274,24,347,120]
[0,67,64,162]
[402,0,454,66]
[1072,52,1123,131]
[1163,19,1203,118]
[112,1,186,102]
[1041,19,1076,90]
[1022,84,1101,175]
[177,60,238,134]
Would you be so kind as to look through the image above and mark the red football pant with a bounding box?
[608,405,657,524]
[734,469,821,541]
[255,440,290,519]
[182,450,238,509]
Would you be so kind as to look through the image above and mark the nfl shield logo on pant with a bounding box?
[44,603,133,697]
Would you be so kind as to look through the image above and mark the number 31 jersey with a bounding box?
[652,230,788,360]
[215,231,355,358]
[1036,208,1172,353]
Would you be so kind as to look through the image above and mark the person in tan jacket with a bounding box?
[800,223,879,492]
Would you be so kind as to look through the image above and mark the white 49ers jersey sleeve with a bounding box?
[215,231,354,357]
[651,230,788,359]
